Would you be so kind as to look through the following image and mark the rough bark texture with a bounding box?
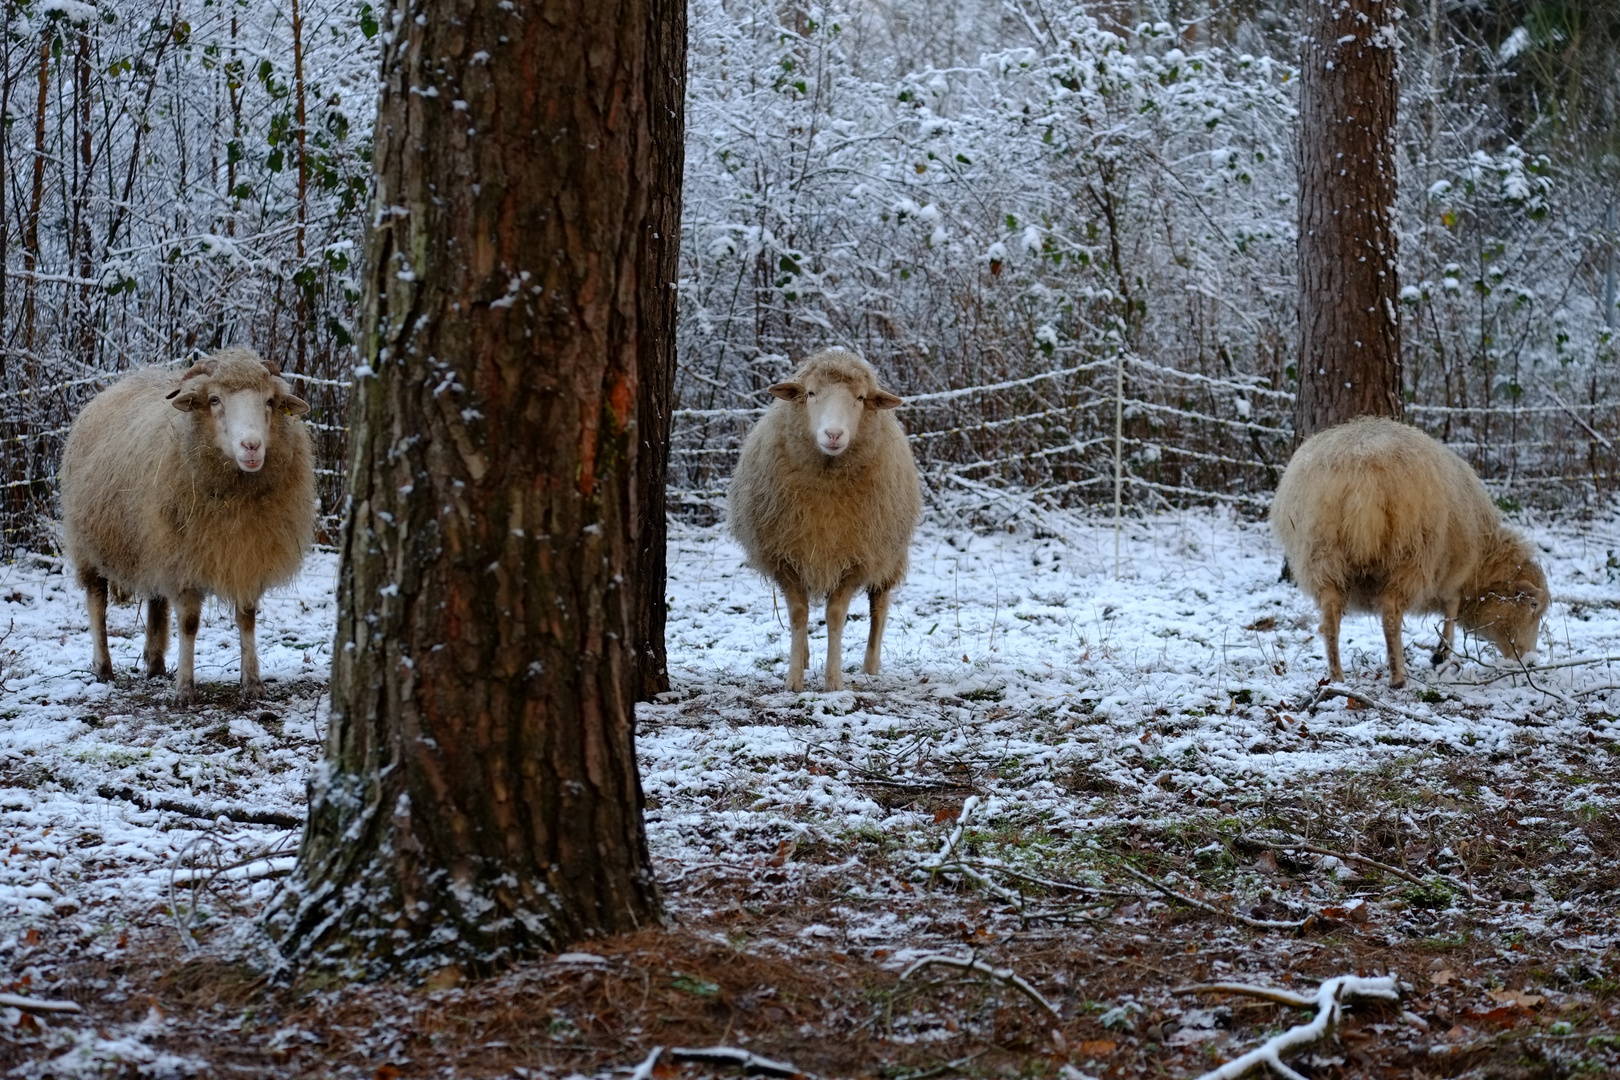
[1295,0,1403,440]
[268,0,677,977]
[632,0,685,700]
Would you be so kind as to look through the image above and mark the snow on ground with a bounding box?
[1,502,1618,1001]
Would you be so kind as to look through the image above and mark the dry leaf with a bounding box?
[1430,968,1456,987]
[1487,988,1544,1008]
[1253,850,1279,875]
[1080,1039,1117,1056]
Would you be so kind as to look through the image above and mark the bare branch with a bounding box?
[899,953,1061,1022]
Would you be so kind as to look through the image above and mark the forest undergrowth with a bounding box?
[3,501,1619,1078]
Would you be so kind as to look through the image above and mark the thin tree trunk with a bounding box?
[75,24,95,363]
[22,28,50,364]
[632,0,686,700]
[1294,0,1403,440]
[290,0,308,372]
[268,0,677,977]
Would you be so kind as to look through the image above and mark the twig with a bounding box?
[1244,833,1484,903]
[1307,684,1435,725]
[98,784,304,829]
[891,1050,989,1080]
[927,795,980,867]
[1186,975,1400,1080]
[899,953,1061,1022]
[669,1046,806,1078]
[1115,863,1310,931]
[1172,982,1316,1007]
[0,992,83,1015]
[628,1045,663,1080]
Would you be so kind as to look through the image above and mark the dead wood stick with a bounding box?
[669,1046,805,1078]
[1307,684,1434,725]
[1245,833,1484,903]
[899,953,1061,1022]
[1115,863,1310,932]
[628,1045,663,1080]
[1172,981,1316,1007]
[1186,975,1400,1080]
[0,992,83,1015]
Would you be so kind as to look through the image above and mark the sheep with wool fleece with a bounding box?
[59,347,315,703]
[1270,416,1548,689]
[727,348,922,691]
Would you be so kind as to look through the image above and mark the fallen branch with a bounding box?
[0,993,83,1015]
[928,795,980,867]
[628,1045,663,1080]
[1307,684,1434,725]
[1115,863,1310,932]
[1172,982,1315,1007]
[1244,833,1483,903]
[899,953,1060,1022]
[1185,975,1400,1080]
[669,1046,806,1078]
[98,784,304,829]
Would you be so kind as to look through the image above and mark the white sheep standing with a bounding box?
[59,347,315,703]
[1271,416,1549,688]
[728,348,922,691]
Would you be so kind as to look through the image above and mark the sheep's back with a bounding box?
[729,408,919,598]
[1271,418,1495,609]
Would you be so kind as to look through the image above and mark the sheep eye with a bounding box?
[208,396,220,406]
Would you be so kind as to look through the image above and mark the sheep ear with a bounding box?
[167,388,202,411]
[261,358,282,377]
[279,394,311,417]
[870,389,903,410]
[768,382,806,402]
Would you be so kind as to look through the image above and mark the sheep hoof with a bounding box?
[1389,675,1406,690]
[92,662,114,683]
[143,661,166,679]
[175,683,197,706]
[242,677,265,698]
[825,675,845,691]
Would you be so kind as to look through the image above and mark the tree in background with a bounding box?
[267,0,682,976]
[1294,0,1403,438]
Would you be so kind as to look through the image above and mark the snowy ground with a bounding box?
[2,502,1619,1077]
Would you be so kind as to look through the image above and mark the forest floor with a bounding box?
[1,499,1618,1079]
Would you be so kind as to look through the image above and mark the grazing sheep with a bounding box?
[728,348,922,691]
[60,348,315,703]
[1270,416,1548,688]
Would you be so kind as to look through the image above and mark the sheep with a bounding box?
[59,347,315,703]
[728,348,922,691]
[1270,416,1548,689]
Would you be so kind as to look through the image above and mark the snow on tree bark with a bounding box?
[266,0,674,976]
[1295,0,1403,439]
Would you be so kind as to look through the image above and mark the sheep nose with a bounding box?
[240,437,262,453]
[822,428,844,445]
[1519,648,1541,667]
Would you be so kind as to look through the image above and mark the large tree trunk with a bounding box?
[1294,0,1403,440]
[268,0,678,977]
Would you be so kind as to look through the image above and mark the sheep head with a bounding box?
[166,350,310,474]
[769,350,901,458]
[1461,545,1549,667]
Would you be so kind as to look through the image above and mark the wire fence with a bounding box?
[4,344,1618,555]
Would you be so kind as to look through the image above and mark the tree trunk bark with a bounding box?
[632,0,685,700]
[1294,0,1403,440]
[268,0,677,978]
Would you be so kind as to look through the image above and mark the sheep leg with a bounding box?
[824,579,860,691]
[1318,587,1345,683]
[781,576,811,692]
[143,596,169,677]
[864,585,891,675]
[175,590,203,705]
[1381,599,1408,689]
[237,603,264,697]
[84,574,113,683]
[1432,597,1460,668]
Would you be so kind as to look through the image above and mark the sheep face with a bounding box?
[166,358,309,473]
[768,371,901,457]
[1462,561,1549,666]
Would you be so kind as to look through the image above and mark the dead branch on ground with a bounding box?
[1115,863,1311,932]
[899,953,1061,1022]
[1179,975,1400,1080]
